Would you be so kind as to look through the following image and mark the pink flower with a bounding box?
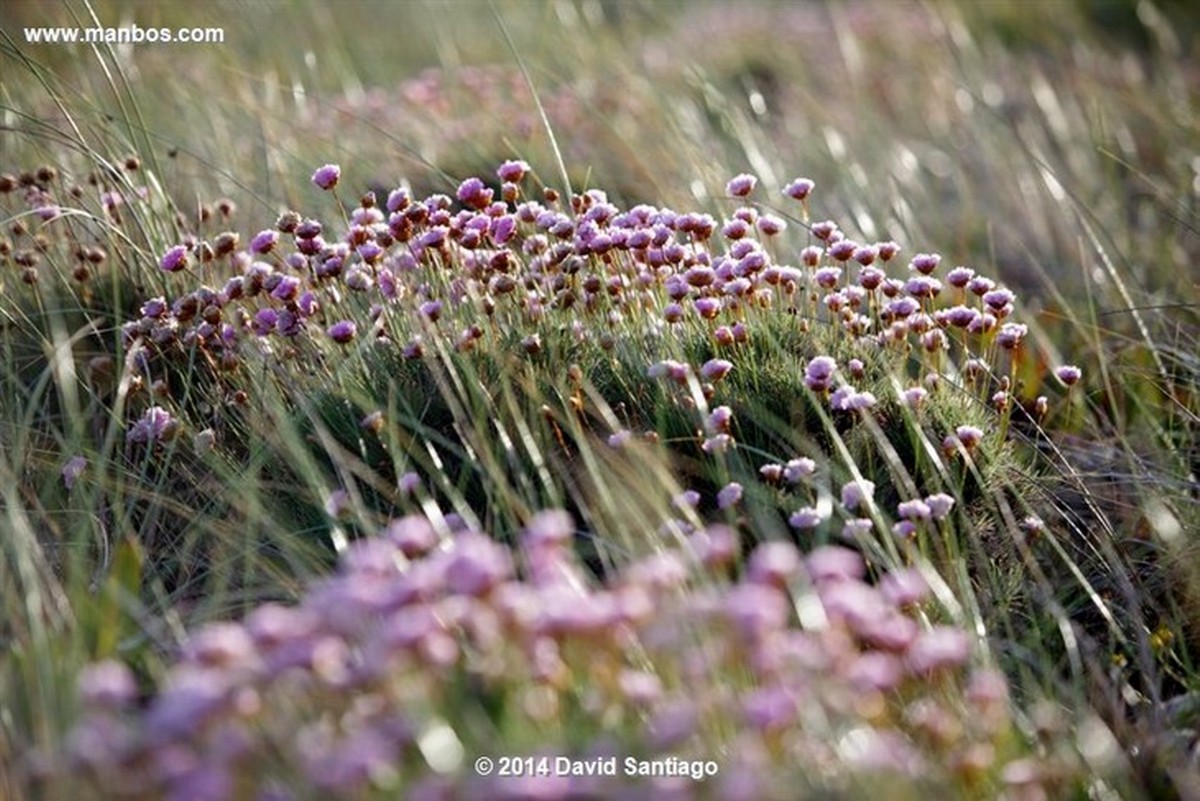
[249,229,278,254]
[62,455,87,489]
[694,297,721,320]
[901,386,928,409]
[159,244,188,272]
[701,358,733,382]
[805,356,837,392]
[327,320,357,344]
[706,405,733,433]
[759,463,784,483]
[909,253,941,274]
[841,479,875,511]
[876,241,901,261]
[717,482,743,509]
[311,164,341,190]
[946,266,975,288]
[702,434,734,455]
[783,457,816,483]
[1055,365,1082,386]
[954,425,984,450]
[129,406,178,444]
[925,493,955,520]
[497,159,530,183]
[783,177,815,200]
[897,499,932,520]
[725,173,758,197]
[788,507,825,529]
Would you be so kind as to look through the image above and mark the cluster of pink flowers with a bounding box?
[62,509,1058,799]
[108,163,1092,554]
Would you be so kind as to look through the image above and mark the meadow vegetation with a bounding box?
[0,1,1197,798]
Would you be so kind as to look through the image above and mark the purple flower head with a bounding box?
[906,626,971,674]
[876,240,901,261]
[702,433,734,454]
[701,358,734,382]
[140,296,168,319]
[983,288,1015,311]
[909,253,941,274]
[386,187,411,213]
[327,320,357,344]
[810,221,840,243]
[724,583,790,634]
[807,545,866,583]
[524,509,574,549]
[788,506,825,529]
[885,297,921,319]
[160,244,188,272]
[249,229,278,254]
[419,300,443,322]
[717,482,744,509]
[832,388,876,411]
[129,406,178,444]
[954,425,984,450]
[725,173,758,197]
[904,275,942,299]
[804,356,837,392]
[968,276,996,296]
[456,177,493,210]
[840,517,875,541]
[497,159,531,183]
[445,533,514,596]
[946,266,975,288]
[897,499,932,520]
[853,245,879,266]
[996,322,1028,349]
[841,479,875,511]
[784,177,815,201]
[759,463,784,483]
[925,493,956,520]
[800,245,823,267]
[61,454,88,489]
[607,430,633,448]
[270,274,301,302]
[689,297,722,323]
[723,218,749,241]
[673,489,702,510]
[1055,364,1082,386]
[828,239,857,262]
[814,266,842,289]
[252,308,279,336]
[78,660,138,708]
[747,541,804,588]
[707,405,734,433]
[296,290,319,318]
[784,457,816,483]
[855,265,884,291]
[902,386,928,409]
[881,567,930,607]
[311,163,341,191]
[945,305,980,329]
[756,214,786,236]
